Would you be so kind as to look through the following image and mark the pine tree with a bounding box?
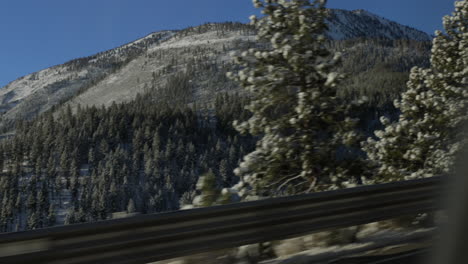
[70,160,79,200]
[363,0,468,182]
[59,149,70,189]
[219,159,230,187]
[88,147,96,172]
[26,191,36,212]
[109,180,119,212]
[47,204,56,227]
[0,194,10,232]
[228,0,366,197]
[75,208,87,223]
[192,170,219,207]
[127,198,136,213]
[46,156,56,186]
[27,212,39,230]
[37,184,49,221]
[64,210,75,225]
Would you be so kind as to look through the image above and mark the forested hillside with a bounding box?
[0,91,254,231]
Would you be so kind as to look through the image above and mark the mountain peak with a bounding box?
[351,9,372,15]
[326,9,431,41]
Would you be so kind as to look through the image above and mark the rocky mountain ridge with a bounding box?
[0,9,431,130]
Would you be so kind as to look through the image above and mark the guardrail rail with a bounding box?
[0,176,443,264]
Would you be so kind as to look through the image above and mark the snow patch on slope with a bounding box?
[68,29,252,109]
[150,31,255,51]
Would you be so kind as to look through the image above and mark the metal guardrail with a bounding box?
[0,176,443,264]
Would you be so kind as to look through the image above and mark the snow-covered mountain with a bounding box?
[0,9,431,129]
[326,9,431,41]
[0,31,174,127]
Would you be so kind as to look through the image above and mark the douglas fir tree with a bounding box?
[363,0,468,182]
[228,0,367,197]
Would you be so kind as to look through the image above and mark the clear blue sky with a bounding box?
[0,0,455,87]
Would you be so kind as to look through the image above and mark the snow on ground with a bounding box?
[68,28,250,109]
[261,228,435,264]
[149,228,435,264]
[0,66,74,102]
